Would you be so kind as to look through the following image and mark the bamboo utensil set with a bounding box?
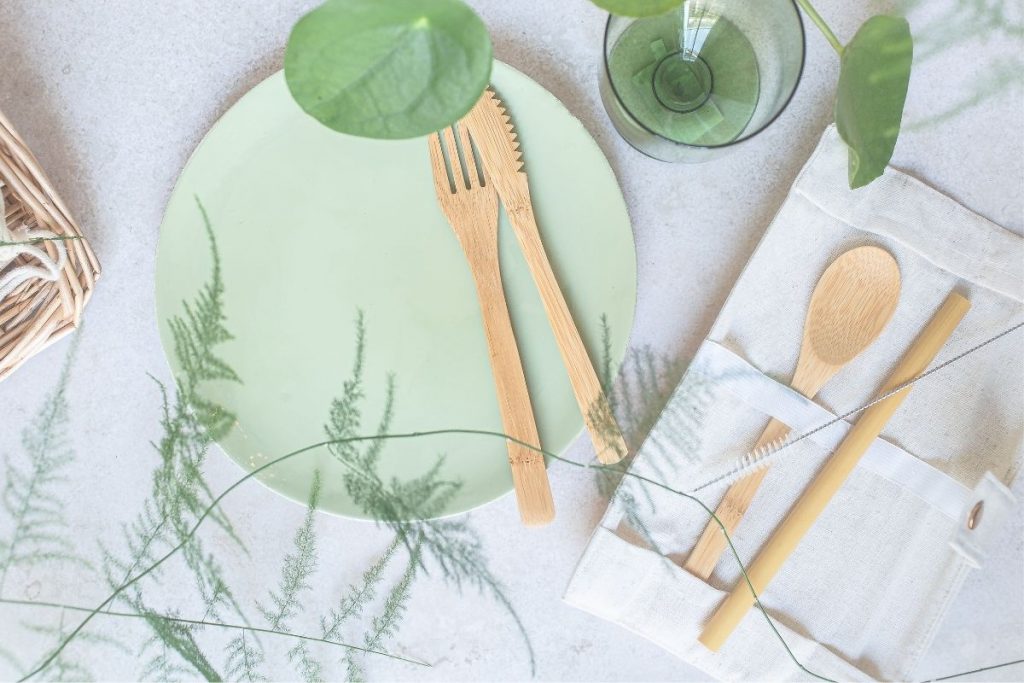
[427,93,970,667]
[428,124,555,526]
[464,90,628,468]
[674,243,970,651]
[429,88,627,525]
[700,291,970,650]
[684,246,902,578]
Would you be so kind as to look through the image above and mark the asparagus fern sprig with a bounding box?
[10,200,531,681]
[320,313,537,676]
[258,472,322,632]
[0,334,88,593]
[227,472,323,681]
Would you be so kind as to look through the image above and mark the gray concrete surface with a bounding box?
[0,1,1020,680]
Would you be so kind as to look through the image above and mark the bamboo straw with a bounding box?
[699,292,971,652]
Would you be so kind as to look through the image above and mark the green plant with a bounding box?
[576,0,914,188]
[796,0,913,188]
[285,0,492,139]
[319,311,537,678]
[284,0,912,190]
[2,200,532,682]
[0,333,126,680]
[1,335,87,593]
[6,265,1017,679]
[225,472,321,682]
[590,0,682,16]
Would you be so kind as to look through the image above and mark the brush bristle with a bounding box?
[695,434,794,492]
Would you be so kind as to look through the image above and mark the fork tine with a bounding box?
[456,122,482,188]
[442,126,466,191]
[427,132,452,197]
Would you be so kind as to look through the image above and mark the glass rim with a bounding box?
[602,0,807,152]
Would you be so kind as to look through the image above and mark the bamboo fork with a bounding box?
[427,123,555,526]
[463,88,628,465]
[699,292,971,651]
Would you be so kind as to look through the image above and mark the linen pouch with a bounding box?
[565,126,1023,681]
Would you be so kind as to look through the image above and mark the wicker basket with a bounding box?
[0,108,100,381]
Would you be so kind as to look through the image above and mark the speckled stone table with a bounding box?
[0,1,1020,680]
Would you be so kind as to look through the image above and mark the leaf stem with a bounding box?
[795,0,844,55]
[18,430,471,681]
[0,597,427,667]
[0,235,83,248]
[928,658,1024,682]
[18,428,828,682]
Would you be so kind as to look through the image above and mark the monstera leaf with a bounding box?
[834,15,913,189]
[590,0,683,17]
[285,0,492,139]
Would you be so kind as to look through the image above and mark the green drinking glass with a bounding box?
[601,0,805,162]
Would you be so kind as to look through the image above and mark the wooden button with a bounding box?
[967,500,984,530]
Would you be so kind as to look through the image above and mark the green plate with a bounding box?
[155,62,637,520]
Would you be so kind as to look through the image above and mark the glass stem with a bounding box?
[795,0,844,55]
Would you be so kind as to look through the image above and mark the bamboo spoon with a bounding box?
[428,124,555,526]
[683,246,901,580]
[699,292,970,650]
[463,88,628,465]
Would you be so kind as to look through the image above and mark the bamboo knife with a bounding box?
[463,88,628,465]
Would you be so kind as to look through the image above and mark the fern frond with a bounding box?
[599,313,616,414]
[0,333,85,592]
[287,639,323,683]
[152,198,245,550]
[361,373,395,471]
[139,606,221,682]
[100,198,246,680]
[21,606,129,682]
[592,328,697,501]
[316,317,539,677]
[384,457,461,523]
[225,471,322,681]
[224,629,267,682]
[139,643,193,682]
[257,471,321,632]
[325,311,367,472]
[344,549,421,683]
[321,537,400,642]
[365,546,418,650]
[168,198,239,400]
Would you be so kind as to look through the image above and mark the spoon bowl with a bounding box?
[796,245,901,388]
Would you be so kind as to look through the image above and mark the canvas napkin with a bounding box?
[565,126,1023,681]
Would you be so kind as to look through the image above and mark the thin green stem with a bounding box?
[0,235,83,248]
[0,597,427,667]
[22,425,1018,682]
[104,518,167,616]
[0,349,74,595]
[927,658,1024,682]
[20,430,491,680]
[18,428,827,682]
[546,453,834,683]
[795,0,844,55]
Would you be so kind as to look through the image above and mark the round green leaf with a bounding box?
[284,0,493,139]
[590,0,684,18]
[834,15,913,189]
